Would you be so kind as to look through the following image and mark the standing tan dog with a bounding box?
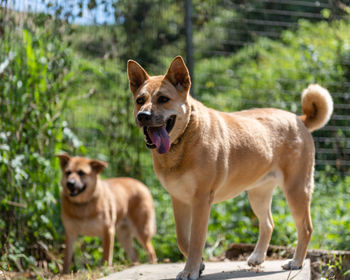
[57,154,157,273]
[127,56,333,280]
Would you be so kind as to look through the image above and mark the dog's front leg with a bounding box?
[63,232,76,274]
[172,197,192,258]
[176,194,211,280]
[102,226,115,266]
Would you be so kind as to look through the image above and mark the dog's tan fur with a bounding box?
[127,56,333,280]
[57,154,157,274]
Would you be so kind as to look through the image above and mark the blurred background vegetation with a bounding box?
[1,0,350,278]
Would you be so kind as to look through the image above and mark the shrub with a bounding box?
[0,19,74,272]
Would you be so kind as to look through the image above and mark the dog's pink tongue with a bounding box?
[148,126,170,154]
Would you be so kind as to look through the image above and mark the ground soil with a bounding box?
[223,243,350,280]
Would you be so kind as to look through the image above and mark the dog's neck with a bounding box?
[172,103,194,146]
[65,194,98,208]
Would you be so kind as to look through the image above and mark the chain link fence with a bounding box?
[190,0,349,174]
[2,0,349,172]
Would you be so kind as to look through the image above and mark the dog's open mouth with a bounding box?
[143,115,176,154]
[69,184,87,197]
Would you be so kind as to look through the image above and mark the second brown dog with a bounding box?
[57,154,157,273]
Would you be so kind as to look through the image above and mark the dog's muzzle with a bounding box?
[66,180,87,197]
[138,113,176,154]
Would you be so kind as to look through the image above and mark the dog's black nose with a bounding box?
[67,179,76,191]
[137,111,152,123]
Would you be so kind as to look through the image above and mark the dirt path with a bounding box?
[99,259,311,280]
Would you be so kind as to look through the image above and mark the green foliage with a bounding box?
[195,19,350,112]
[0,15,74,273]
[193,0,340,57]
[319,254,350,279]
[76,0,186,66]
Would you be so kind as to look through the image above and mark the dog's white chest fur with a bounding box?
[158,172,196,204]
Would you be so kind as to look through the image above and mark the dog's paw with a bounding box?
[282,259,302,270]
[199,262,205,276]
[247,252,265,266]
[176,261,205,280]
[176,269,199,280]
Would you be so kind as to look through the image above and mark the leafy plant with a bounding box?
[0,14,74,273]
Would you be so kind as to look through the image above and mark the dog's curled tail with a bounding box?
[299,84,333,132]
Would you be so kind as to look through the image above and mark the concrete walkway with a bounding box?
[99,259,311,280]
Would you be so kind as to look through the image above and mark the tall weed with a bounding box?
[0,16,74,272]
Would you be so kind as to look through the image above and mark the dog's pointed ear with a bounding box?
[56,153,71,170]
[90,159,108,174]
[127,60,149,94]
[164,56,191,93]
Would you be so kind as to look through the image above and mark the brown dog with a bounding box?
[57,154,157,273]
[127,56,333,279]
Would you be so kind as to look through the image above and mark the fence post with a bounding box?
[185,0,194,96]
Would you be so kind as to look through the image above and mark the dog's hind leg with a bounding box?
[128,204,157,263]
[137,235,157,264]
[247,183,276,266]
[281,173,313,270]
[116,219,138,263]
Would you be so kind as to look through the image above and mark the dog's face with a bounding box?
[127,56,192,154]
[57,154,107,203]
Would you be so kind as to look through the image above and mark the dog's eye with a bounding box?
[158,96,170,104]
[78,170,85,176]
[65,171,71,176]
[136,97,145,105]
